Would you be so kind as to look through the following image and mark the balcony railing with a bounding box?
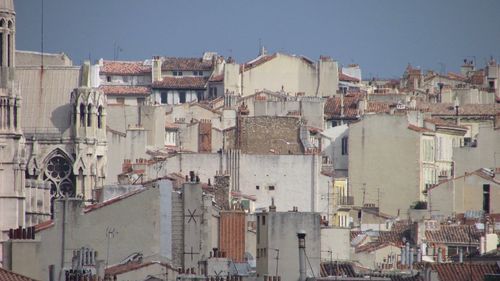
[337,196,354,206]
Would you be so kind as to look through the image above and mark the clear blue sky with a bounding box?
[14,0,500,78]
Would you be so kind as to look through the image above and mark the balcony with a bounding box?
[336,196,354,206]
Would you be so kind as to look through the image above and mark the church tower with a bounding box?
[0,0,15,87]
[0,0,26,245]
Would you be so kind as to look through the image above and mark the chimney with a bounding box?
[297,231,307,281]
[269,198,276,212]
[417,248,422,263]
[459,248,463,263]
[152,56,163,82]
[437,248,442,263]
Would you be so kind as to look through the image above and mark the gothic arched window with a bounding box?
[97,106,103,129]
[79,103,85,127]
[0,19,5,27]
[87,104,92,127]
[43,150,75,217]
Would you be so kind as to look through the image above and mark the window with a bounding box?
[173,71,183,76]
[79,103,86,127]
[179,91,186,103]
[262,216,265,225]
[209,87,218,99]
[161,92,168,104]
[106,76,111,82]
[483,184,490,213]
[137,98,145,105]
[97,106,103,129]
[194,71,203,76]
[268,185,275,191]
[87,104,92,127]
[341,136,348,155]
[331,120,339,128]
[256,185,260,190]
[116,98,125,104]
[489,81,495,89]
[196,91,204,101]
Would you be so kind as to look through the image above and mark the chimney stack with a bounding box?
[297,231,307,281]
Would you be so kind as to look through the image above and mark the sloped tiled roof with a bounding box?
[425,225,480,244]
[0,268,40,281]
[101,61,151,75]
[100,85,150,96]
[429,169,500,191]
[424,262,500,281]
[339,72,360,82]
[424,117,468,130]
[417,103,499,116]
[324,93,362,118]
[161,57,213,71]
[320,262,357,277]
[242,54,277,71]
[106,261,176,276]
[84,188,148,213]
[152,77,207,89]
[34,219,54,232]
[209,74,224,82]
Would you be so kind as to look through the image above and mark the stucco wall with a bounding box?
[454,125,500,176]
[256,212,321,281]
[430,174,500,219]
[321,227,350,261]
[348,114,421,216]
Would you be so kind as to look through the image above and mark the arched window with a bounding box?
[0,19,5,27]
[87,104,92,127]
[97,106,103,129]
[43,150,75,217]
[79,103,85,127]
[7,20,12,29]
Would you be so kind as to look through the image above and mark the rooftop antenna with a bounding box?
[41,0,44,69]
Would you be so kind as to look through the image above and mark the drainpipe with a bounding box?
[297,231,307,281]
[58,198,67,281]
[459,248,463,263]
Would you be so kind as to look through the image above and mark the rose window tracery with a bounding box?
[43,154,75,198]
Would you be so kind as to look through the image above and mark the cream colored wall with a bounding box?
[349,114,421,217]
[242,54,317,97]
[430,174,500,219]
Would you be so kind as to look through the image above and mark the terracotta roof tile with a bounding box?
[425,262,500,281]
[320,262,357,277]
[324,93,362,118]
[34,219,54,232]
[106,261,176,276]
[424,117,468,130]
[242,54,277,71]
[209,74,224,82]
[417,102,499,116]
[84,188,148,213]
[101,61,150,75]
[355,241,398,253]
[408,124,433,133]
[161,57,213,71]
[339,72,360,83]
[152,77,207,89]
[0,268,40,281]
[100,85,150,96]
[425,225,480,244]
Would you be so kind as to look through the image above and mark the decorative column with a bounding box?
[8,96,14,130]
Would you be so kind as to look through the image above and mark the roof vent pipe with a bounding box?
[297,231,307,281]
